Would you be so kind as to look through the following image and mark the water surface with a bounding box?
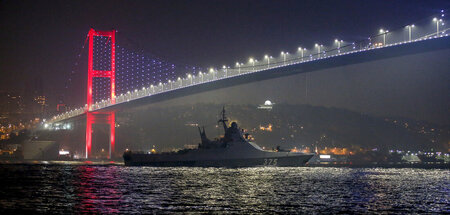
[0,165,448,214]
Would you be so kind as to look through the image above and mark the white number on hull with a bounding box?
[264,158,278,166]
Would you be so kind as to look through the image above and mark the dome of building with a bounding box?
[264,100,272,106]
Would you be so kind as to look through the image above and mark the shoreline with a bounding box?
[0,160,448,169]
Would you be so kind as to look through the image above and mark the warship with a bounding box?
[123,107,314,167]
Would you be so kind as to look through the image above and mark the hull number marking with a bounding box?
[264,158,277,166]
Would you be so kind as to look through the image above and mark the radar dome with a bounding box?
[264,100,272,106]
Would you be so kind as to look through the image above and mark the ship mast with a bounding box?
[218,106,228,132]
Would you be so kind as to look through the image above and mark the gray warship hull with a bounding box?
[124,154,313,167]
[124,141,314,167]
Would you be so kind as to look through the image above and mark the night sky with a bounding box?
[0,0,449,123]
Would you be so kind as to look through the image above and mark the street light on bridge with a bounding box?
[298,47,306,61]
[236,62,242,74]
[335,39,343,53]
[209,68,215,79]
[249,58,255,71]
[127,91,131,101]
[199,72,204,82]
[187,74,192,85]
[264,55,272,68]
[281,52,288,65]
[433,18,444,36]
[379,29,388,46]
[223,65,228,77]
[315,44,323,59]
[406,25,415,41]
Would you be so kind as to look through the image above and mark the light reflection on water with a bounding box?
[0,165,448,213]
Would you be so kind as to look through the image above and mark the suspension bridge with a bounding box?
[45,12,449,159]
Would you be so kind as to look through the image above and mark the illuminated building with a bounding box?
[257,100,274,110]
[34,95,47,113]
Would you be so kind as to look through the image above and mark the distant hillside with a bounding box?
[117,103,449,152]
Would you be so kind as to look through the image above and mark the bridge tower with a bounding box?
[85,28,116,159]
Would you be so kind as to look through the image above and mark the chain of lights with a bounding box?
[91,36,202,103]
[92,36,111,103]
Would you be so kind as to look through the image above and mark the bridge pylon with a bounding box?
[86,112,115,159]
[86,28,116,159]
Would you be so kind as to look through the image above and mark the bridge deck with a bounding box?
[51,35,450,122]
